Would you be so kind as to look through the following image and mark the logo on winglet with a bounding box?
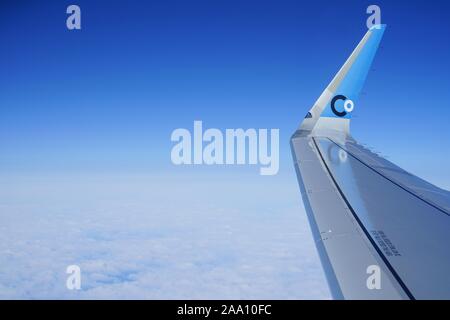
[331,95,354,117]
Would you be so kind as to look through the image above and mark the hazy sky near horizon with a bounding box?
[0,0,449,299]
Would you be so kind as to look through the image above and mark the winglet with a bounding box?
[299,25,386,136]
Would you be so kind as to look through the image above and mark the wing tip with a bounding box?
[369,24,387,32]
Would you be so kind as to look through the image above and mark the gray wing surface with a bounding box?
[291,25,450,300]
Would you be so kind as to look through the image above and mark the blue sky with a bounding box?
[1,0,449,181]
[0,0,449,299]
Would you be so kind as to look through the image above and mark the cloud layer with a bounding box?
[0,172,330,299]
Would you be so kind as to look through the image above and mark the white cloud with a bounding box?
[0,172,330,299]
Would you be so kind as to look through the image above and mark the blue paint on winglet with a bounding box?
[321,25,386,119]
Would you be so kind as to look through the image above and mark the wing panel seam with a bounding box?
[312,137,415,300]
[327,138,450,217]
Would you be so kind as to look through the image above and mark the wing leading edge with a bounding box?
[291,26,450,299]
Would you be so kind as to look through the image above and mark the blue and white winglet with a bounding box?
[291,25,450,300]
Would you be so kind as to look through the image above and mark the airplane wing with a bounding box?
[291,25,450,300]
